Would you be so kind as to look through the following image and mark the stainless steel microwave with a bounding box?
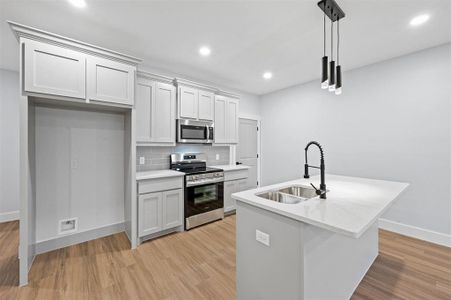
[177,119,214,144]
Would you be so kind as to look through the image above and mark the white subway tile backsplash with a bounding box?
[136,145,229,171]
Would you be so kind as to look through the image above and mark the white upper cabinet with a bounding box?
[198,90,215,121]
[175,79,216,121]
[214,96,228,144]
[87,56,135,106]
[214,95,239,144]
[227,98,239,144]
[179,86,198,119]
[135,73,176,145]
[135,78,154,142]
[24,40,86,99]
[152,82,176,143]
[14,23,140,107]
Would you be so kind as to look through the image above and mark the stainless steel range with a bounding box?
[170,153,224,230]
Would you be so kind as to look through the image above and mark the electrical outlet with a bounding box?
[139,156,145,165]
[216,154,220,160]
[58,218,78,235]
[256,229,270,246]
[71,159,78,169]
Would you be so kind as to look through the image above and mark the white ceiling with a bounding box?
[1,0,450,95]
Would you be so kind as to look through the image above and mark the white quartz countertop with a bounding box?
[232,174,409,238]
[209,164,250,171]
[136,170,184,181]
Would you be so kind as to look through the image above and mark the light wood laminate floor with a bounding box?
[0,215,450,299]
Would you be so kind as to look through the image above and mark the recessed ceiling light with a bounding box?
[409,14,430,27]
[68,0,86,8]
[262,72,273,80]
[199,46,211,56]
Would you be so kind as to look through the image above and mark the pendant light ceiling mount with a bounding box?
[317,0,345,22]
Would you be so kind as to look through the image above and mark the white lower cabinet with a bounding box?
[139,192,163,236]
[162,189,183,229]
[224,178,248,213]
[138,188,183,238]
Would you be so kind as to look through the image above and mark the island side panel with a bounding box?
[236,201,304,300]
[303,222,379,299]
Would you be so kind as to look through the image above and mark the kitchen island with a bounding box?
[232,174,408,300]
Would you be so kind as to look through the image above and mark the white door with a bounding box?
[214,96,228,143]
[135,78,154,142]
[152,82,176,143]
[237,118,259,188]
[198,90,215,121]
[162,189,183,229]
[227,99,239,144]
[87,56,135,106]
[139,192,163,237]
[224,180,237,213]
[179,86,198,119]
[24,39,86,99]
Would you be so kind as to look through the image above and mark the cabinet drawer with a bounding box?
[138,177,183,194]
[224,169,249,181]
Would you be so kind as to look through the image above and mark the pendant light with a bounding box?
[321,12,329,89]
[335,18,342,95]
[328,19,335,92]
[317,0,345,95]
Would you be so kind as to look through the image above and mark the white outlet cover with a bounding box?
[216,154,220,160]
[58,217,78,235]
[256,229,270,246]
[139,157,145,165]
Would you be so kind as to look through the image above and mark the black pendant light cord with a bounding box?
[323,13,326,56]
[330,18,334,61]
[337,19,340,65]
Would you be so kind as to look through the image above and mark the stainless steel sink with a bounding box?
[277,185,318,199]
[256,185,318,204]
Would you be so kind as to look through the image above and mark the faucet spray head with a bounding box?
[304,164,310,178]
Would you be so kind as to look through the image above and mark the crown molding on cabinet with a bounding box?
[216,89,240,99]
[8,21,142,66]
[173,78,218,93]
[137,70,174,84]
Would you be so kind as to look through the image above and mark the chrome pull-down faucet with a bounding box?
[304,141,327,199]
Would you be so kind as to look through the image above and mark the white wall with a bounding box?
[260,43,451,236]
[35,106,125,242]
[0,69,20,222]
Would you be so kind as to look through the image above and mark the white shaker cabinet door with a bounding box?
[214,96,228,143]
[162,189,183,229]
[135,78,155,142]
[152,82,176,143]
[224,180,237,213]
[227,98,239,144]
[178,86,198,119]
[87,56,135,106]
[23,40,86,99]
[139,192,163,237]
[198,90,215,121]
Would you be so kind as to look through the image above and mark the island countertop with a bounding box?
[232,174,409,238]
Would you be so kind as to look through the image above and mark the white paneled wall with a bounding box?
[0,69,20,222]
[35,106,125,242]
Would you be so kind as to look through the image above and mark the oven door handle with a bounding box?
[186,178,224,187]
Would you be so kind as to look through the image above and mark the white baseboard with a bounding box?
[35,221,125,255]
[0,210,19,223]
[379,218,451,248]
